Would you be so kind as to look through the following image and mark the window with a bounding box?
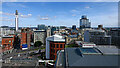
[60,44,63,48]
[57,44,59,48]
[53,55,55,59]
[50,54,52,58]
[53,49,55,53]
[54,44,55,48]
[5,40,8,43]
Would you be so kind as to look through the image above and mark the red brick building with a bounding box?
[50,41,65,60]
[21,28,33,48]
[2,35,15,52]
[46,34,65,60]
[21,32,27,45]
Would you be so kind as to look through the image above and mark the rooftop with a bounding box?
[47,34,65,42]
[65,48,119,66]
[79,48,100,54]
[2,36,14,38]
[96,45,120,55]
[34,30,46,32]
[75,41,95,45]
[68,35,78,38]
[56,47,120,67]
[87,29,105,32]
[0,26,9,28]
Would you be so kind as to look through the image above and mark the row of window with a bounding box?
[50,44,64,48]
[4,40,13,43]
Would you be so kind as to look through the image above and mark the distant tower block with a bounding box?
[15,10,18,31]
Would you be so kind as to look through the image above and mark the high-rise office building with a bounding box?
[34,30,46,45]
[107,28,120,47]
[0,26,15,37]
[84,29,111,45]
[37,24,46,30]
[80,15,91,29]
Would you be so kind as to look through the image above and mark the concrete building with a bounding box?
[34,30,46,44]
[107,28,120,48]
[84,29,111,45]
[46,27,51,37]
[54,29,69,36]
[56,47,119,68]
[46,34,65,60]
[80,15,91,29]
[0,26,15,37]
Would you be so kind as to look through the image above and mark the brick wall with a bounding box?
[50,41,65,60]
[2,36,14,51]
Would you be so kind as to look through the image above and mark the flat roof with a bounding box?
[76,41,95,44]
[34,30,46,32]
[2,36,14,38]
[65,48,119,66]
[68,35,78,38]
[96,46,120,55]
[0,26,9,28]
[47,35,65,42]
[88,29,105,32]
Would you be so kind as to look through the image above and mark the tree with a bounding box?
[13,35,21,49]
[34,41,43,47]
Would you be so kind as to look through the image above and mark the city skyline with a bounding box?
[1,2,118,27]
[0,1,120,67]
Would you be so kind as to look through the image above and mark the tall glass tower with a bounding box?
[80,15,91,29]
